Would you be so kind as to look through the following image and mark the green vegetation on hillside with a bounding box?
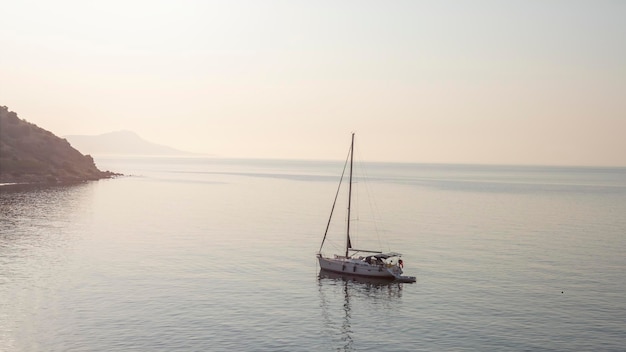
[0,106,118,184]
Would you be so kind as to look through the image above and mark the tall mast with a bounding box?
[345,133,355,258]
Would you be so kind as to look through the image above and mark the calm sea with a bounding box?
[1,157,625,351]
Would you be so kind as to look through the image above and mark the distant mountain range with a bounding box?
[65,130,196,156]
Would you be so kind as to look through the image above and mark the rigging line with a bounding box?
[323,237,344,254]
[318,144,352,254]
[363,164,385,251]
[354,145,387,252]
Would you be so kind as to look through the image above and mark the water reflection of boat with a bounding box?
[318,273,354,351]
[318,269,405,300]
[317,269,405,351]
[319,268,404,286]
[317,133,416,283]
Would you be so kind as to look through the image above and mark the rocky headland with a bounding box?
[0,106,120,184]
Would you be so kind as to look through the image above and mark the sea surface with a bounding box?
[1,157,625,351]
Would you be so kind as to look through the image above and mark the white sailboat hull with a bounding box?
[317,255,402,279]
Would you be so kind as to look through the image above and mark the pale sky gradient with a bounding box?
[2,0,625,166]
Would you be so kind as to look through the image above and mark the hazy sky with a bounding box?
[2,0,625,166]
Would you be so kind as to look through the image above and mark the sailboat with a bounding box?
[317,133,416,283]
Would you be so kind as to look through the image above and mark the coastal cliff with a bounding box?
[0,106,118,184]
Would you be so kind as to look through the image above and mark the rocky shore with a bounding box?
[0,106,121,185]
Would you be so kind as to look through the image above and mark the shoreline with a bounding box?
[0,171,123,186]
